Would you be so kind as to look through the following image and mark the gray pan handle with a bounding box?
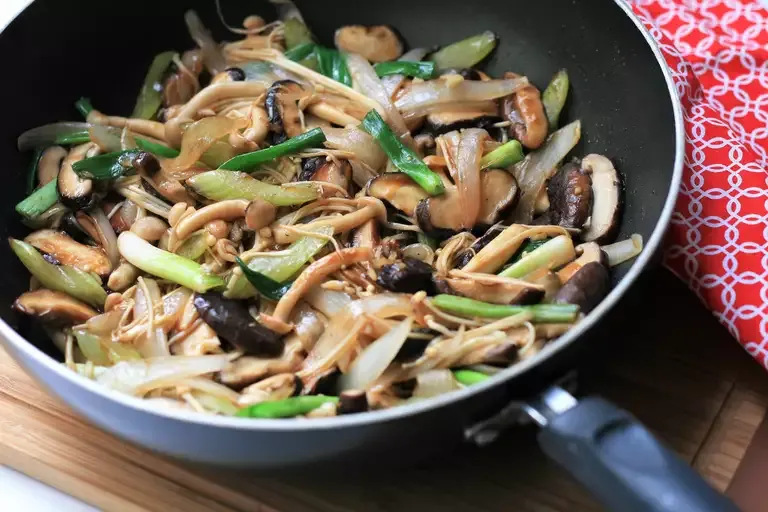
[529,388,740,512]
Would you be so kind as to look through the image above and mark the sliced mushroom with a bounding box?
[162,49,203,108]
[25,230,112,275]
[193,293,284,357]
[219,339,304,389]
[502,72,548,149]
[334,25,403,63]
[300,157,352,193]
[556,242,608,283]
[581,154,622,243]
[414,133,436,153]
[446,270,545,305]
[38,146,68,186]
[425,110,501,136]
[416,169,518,237]
[14,290,97,325]
[58,154,97,210]
[377,257,436,294]
[352,218,380,250]
[454,225,505,268]
[338,390,369,415]
[553,261,609,314]
[365,173,429,216]
[210,67,246,85]
[265,80,311,144]
[542,160,593,229]
[238,373,302,407]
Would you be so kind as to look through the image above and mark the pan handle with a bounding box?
[529,387,739,512]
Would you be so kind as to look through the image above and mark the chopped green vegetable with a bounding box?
[117,232,225,293]
[499,235,575,279]
[284,42,319,70]
[227,225,333,299]
[417,232,438,250]
[187,170,318,206]
[431,31,497,70]
[453,369,490,386]
[73,329,142,367]
[175,232,209,261]
[55,131,91,146]
[72,149,141,180]
[432,295,579,323]
[75,97,94,119]
[16,179,59,219]
[542,69,569,129]
[374,61,436,79]
[314,46,352,86]
[26,148,44,194]
[510,238,551,264]
[235,257,293,301]
[219,127,326,172]
[361,110,444,196]
[132,51,176,120]
[236,395,339,418]
[480,140,524,170]
[283,18,314,49]
[10,238,107,308]
[135,137,180,158]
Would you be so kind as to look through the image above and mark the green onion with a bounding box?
[75,97,94,119]
[431,295,579,323]
[74,329,142,366]
[16,179,59,219]
[361,110,444,196]
[431,31,497,70]
[175,232,209,261]
[227,225,333,299]
[219,127,326,172]
[283,18,314,49]
[284,42,319,70]
[499,235,575,279]
[374,61,436,79]
[26,148,44,194]
[510,238,551,264]
[542,69,569,129]
[315,46,352,86]
[135,137,180,158]
[236,395,339,419]
[453,369,490,386]
[55,131,91,146]
[235,257,293,301]
[117,232,225,293]
[71,149,141,180]
[480,140,524,170]
[10,238,107,308]
[132,51,176,120]
[417,232,438,250]
[187,170,318,206]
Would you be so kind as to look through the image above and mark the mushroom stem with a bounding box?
[272,197,387,244]
[174,200,250,240]
[307,102,362,127]
[87,110,166,142]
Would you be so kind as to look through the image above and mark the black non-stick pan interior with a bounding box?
[0,0,677,356]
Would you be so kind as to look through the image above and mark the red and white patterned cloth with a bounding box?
[628,0,768,366]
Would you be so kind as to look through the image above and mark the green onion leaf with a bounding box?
[71,149,141,180]
[55,131,91,146]
[132,51,177,120]
[283,18,314,49]
[236,395,339,419]
[235,257,293,301]
[360,110,444,196]
[218,127,326,172]
[16,179,59,219]
[75,97,94,119]
[26,148,44,194]
[453,369,490,386]
[315,46,352,86]
[374,61,436,79]
[499,235,575,278]
[284,42,319,70]
[135,137,180,158]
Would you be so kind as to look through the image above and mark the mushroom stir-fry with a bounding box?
[11,6,643,419]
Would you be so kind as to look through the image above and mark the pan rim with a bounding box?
[0,0,685,432]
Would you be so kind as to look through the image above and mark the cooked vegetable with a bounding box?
[117,232,224,293]
[219,128,326,171]
[13,290,97,325]
[26,148,45,194]
[284,18,314,49]
[335,25,403,63]
[377,257,436,294]
[134,137,180,158]
[499,235,575,278]
[9,238,107,308]
[374,61,436,79]
[502,72,548,150]
[430,31,498,70]
[235,257,292,301]
[18,122,92,151]
[581,154,622,243]
[315,46,352,87]
[236,395,339,418]
[16,179,59,219]
[480,140,524,170]
[542,69,569,128]
[453,369,490,386]
[553,262,610,314]
[25,229,112,275]
[72,149,140,180]
[75,97,94,119]
[187,170,318,206]
[132,51,177,119]
[541,161,593,229]
[361,110,444,195]
[602,234,643,267]
[432,295,579,323]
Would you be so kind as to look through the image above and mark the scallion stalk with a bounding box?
[55,131,91,146]
[75,97,94,119]
[135,137,180,158]
[236,395,339,418]
[480,140,524,170]
[374,61,436,79]
[542,69,569,129]
[453,369,490,386]
[132,51,176,120]
[431,31,498,70]
[219,128,326,172]
[15,179,59,219]
[186,170,318,206]
[314,46,352,87]
[499,235,575,278]
[431,295,579,323]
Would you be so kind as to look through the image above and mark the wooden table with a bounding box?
[1,267,767,511]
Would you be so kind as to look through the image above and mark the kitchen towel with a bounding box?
[629,0,768,366]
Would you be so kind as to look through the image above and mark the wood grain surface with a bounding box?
[0,268,766,512]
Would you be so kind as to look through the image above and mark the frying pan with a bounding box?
[0,0,739,510]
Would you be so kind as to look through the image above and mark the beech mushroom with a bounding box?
[13,289,97,325]
[265,80,311,144]
[581,154,622,243]
[334,25,403,63]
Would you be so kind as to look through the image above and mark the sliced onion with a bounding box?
[304,286,354,318]
[240,62,303,86]
[162,116,246,175]
[134,278,170,358]
[192,392,239,416]
[162,287,193,329]
[178,377,240,402]
[323,126,387,178]
[89,208,120,270]
[401,100,498,122]
[402,243,435,265]
[512,120,581,223]
[97,354,232,396]
[456,128,487,229]
[339,317,413,392]
[85,309,124,335]
[394,77,529,115]
[602,234,643,267]
[18,122,91,151]
[346,53,412,143]
[89,125,123,152]
[412,369,460,399]
[185,10,226,75]
[381,48,429,98]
